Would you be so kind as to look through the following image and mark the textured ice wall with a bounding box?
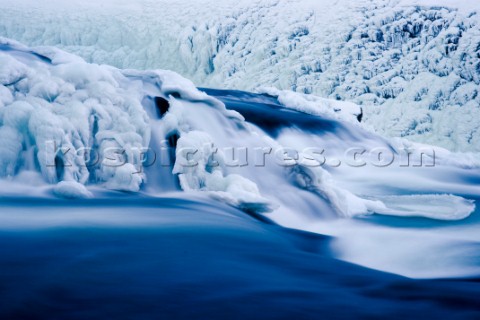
[0,0,479,151]
[0,38,273,211]
[0,38,151,195]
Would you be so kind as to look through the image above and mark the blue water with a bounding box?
[199,88,395,158]
[0,43,52,65]
[199,88,354,138]
[0,45,479,318]
[0,197,479,319]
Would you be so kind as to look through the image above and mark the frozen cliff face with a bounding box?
[0,38,151,193]
[0,0,479,151]
[0,38,274,211]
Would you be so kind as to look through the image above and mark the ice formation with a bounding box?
[0,38,266,211]
[0,37,478,224]
[0,0,479,152]
[0,38,150,193]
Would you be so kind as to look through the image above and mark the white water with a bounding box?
[0,38,479,279]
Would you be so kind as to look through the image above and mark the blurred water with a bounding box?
[0,45,479,318]
[197,89,480,281]
[0,197,479,319]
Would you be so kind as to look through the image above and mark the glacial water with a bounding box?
[0,197,479,319]
[1,40,480,319]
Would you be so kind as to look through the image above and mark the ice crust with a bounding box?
[0,37,477,222]
[0,0,479,151]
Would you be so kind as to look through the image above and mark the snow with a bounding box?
[0,39,271,211]
[0,0,479,151]
[0,37,479,279]
[0,52,29,85]
[0,34,478,224]
[399,0,480,13]
[259,87,363,124]
[0,38,150,192]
